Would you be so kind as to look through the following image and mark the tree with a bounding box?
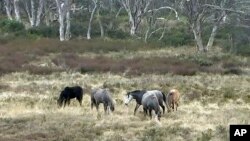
[14,0,21,22]
[87,0,97,40]
[180,0,245,52]
[145,5,179,43]
[56,0,72,41]
[3,0,13,20]
[120,0,153,36]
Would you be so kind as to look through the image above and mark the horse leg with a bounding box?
[104,104,108,114]
[143,107,147,117]
[67,99,70,106]
[176,102,178,111]
[63,99,67,107]
[77,97,82,106]
[91,98,95,109]
[134,104,140,115]
[149,109,152,119]
[172,101,175,111]
[96,103,99,112]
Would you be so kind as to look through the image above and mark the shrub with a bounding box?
[161,23,193,46]
[107,29,130,39]
[219,25,250,56]
[28,25,58,38]
[0,19,25,32]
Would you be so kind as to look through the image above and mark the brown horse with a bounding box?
[166,89,180,112]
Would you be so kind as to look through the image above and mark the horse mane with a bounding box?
[130,90,146,94]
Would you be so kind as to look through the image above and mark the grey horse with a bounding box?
[91,88,115,114]
[124,90,166,115]
[142,91,161,120]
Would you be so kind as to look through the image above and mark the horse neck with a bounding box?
[132,93,143,105]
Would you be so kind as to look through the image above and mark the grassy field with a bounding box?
[0,39,250,141]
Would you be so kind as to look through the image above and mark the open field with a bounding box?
[0,39,250,141]
[0,72,250,141]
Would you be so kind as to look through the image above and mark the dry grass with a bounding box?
[0,72,250,141]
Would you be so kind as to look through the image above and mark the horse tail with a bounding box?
[162,91,171,111]
[161,91,167,105]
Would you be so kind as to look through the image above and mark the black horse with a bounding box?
[142,92,161,120]
[57,86,84,107]
[124,90,166,115]
[91,88,115,114]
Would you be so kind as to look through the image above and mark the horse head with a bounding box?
[57,96,64,107]
[110,102,115,112]
[124,92,133,105]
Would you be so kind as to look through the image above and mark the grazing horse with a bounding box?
[57,86,84,107]
[166,89,180,112]
[124,90,166,115]
[91,88,115,114]
[142,92,161,120]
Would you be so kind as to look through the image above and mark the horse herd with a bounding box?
[57,86,180,121]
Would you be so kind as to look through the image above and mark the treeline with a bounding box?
[0,0,249,54]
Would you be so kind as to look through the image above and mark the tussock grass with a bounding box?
[0,72,250,141]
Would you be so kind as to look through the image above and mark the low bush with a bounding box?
[28,25,58,38]
[0,19,25,32]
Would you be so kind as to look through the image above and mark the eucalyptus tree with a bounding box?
[56,0,72,41]
[120,0,153,36]
[179,0,247,52]
[144,0,179,42]
[14,0,21,22]
[3,0,13,20]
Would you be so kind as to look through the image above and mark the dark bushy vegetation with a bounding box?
[0,37,249,75]
[0,19,24,32]
[28,25,59,38]
[218,25,250,56]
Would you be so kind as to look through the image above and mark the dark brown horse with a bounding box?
[57,86,84,107]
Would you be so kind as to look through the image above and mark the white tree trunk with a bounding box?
[87,0,97,40]
[30,0,35,27]
[56,0,71,41]
[58,14,65,41]
[192,23,204,52]
[35,0,44,26]
[4,0,13,20]
[128,13,136,35]
[97,5,104,38]
[206,25,218,51]
[65,11,71,40]
[56,0,65,41]
[44,0,51,26]
[14,0,21,22]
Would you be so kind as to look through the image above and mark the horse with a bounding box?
[166,89,180,112]
[91,88,115,114]
[142,92,161,120]
[57,86,84,107]
[124,90,166,115]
